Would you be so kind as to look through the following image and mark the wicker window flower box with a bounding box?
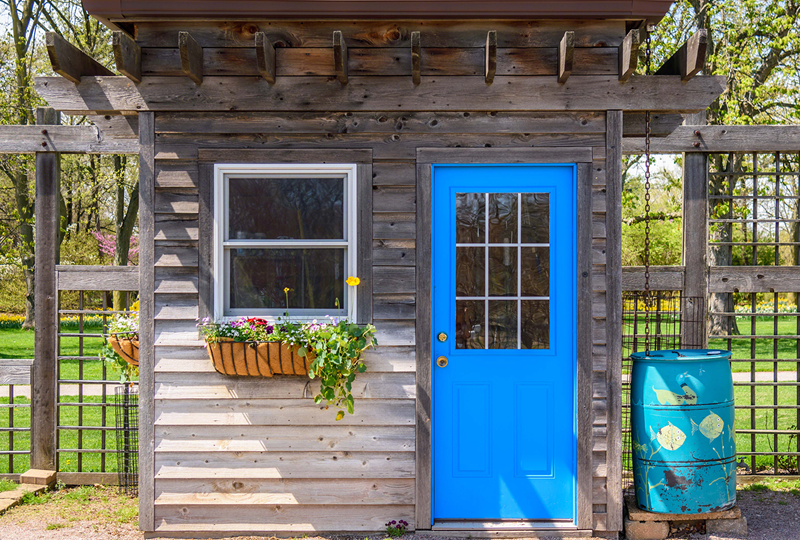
[206,339,314,376]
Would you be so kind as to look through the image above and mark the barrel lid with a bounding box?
[630,349,732,362]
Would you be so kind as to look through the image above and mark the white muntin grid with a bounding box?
[455,192,550,349]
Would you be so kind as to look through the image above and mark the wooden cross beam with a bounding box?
[45,32,114,84]
[179,31,203,85]
[411,32,421,85]
[557,31,574,84]
[112,31,141,83]
[656,29,708,81]
[255,32,276,84]
[618,29,640,82]
[485,31,497,85]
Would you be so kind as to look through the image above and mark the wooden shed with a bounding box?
[37,1,724,536]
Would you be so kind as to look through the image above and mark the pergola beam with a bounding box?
[255,32,276,84]
[0,125,139,154]
[113,31,141,83]
[557,31,574,84]
[35,75,727,114]
[623,125,800,153]
[46,32,114,84]
[618,29,640,82]
[655,29,708,81]
[484,31,497,85]
[333,31,348,85]
[179,31,203,85]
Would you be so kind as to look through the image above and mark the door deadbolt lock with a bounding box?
[437,332,448,342]
[436,356,449,368]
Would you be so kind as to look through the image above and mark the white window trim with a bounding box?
[213,163,358,322]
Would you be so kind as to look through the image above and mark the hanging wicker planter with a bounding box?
[108,333,139,366]
[206,339,314,377]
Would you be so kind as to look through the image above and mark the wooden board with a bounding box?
[56,265,139,291]
[623,125,800,153]
[35,75,727,114]
[0,359,32,385]
[134,20,626,49]
[0,125,139,154]
[709,266,800,293]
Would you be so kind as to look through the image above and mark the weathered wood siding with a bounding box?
[140,19,622,535]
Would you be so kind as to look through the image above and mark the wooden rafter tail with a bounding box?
[179,31,203,85]
[411,31,421,86]
[558,31,574,84]
[333,31,348,85]
[113,31,141,83]
[255,32,276,84]
[655,29,708,81]
[485,31,497,85]
[45,32,114,84]
[618,28,640,82]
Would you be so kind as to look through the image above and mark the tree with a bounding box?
[653,0,800,333]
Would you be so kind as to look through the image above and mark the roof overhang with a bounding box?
[82,0,674,22]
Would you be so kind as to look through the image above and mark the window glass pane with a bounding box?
[456,300,484,349]
[521,247,550,296]
[520,193,549,244]
[521,300,549,349]
[228,177,344,240]
[229,248,344,311]
[456,193,485,243]
[456,247,485,297]
[488,246,517,296]
[488,193,517,243]
[488,300,517,349]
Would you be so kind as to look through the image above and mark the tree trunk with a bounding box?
[15,168,36,330]
[707,153,741,336]
[113,156,139,311]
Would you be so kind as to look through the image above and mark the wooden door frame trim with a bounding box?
[415,147,594,531]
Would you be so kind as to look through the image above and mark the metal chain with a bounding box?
[644,26,653,354]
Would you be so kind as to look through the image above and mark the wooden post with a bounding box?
[557,31,574,84]
[137,111,156,530]
[255,32,276,84]
[682,148,709,348]
[333,31,348,85]
[484,31,496,85]
[411,31,421,86]
[605,110,624,531]
[31,107,60,472]
[179,32,203,85]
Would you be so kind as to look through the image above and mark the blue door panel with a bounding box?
[432,164,577,522]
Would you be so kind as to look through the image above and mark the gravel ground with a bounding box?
[0,486,798,540]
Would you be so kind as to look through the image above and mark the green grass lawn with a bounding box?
[735,384,800,474]
[0,396,128,475]
[0,327,123,381]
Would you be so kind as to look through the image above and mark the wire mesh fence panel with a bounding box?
[115,384,138,496]
[56,289,138,478]
[621,292,705,491]
[708,151,800,476]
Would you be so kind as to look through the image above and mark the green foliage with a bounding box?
[295,319,378,419]
[0,478,18,492]
[385,519,409,537]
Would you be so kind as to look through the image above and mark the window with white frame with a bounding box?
[214,164,358,320]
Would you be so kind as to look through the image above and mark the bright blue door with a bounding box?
[432,164,576,522]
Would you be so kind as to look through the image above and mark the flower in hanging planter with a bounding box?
[346,276,360,286]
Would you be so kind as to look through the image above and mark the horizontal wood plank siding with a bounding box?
[138,19,617,530]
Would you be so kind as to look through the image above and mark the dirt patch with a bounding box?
[0,485,139,540]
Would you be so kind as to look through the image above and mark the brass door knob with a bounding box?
[436,356,448,368]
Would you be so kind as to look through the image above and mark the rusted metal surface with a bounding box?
[82,0,674,20]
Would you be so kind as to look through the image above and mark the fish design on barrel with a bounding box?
[649,422,687,451]
[652,383,698,405]
[691,411,725,442]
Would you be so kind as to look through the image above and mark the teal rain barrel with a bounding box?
[631,349,736,514]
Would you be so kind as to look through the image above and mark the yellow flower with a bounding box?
[284,287,290,293]
[346,276,360,287]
